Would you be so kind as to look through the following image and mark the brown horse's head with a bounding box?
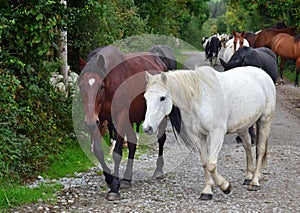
[78,46,124,132]
[79,70,106,132]
[233,30,246,52]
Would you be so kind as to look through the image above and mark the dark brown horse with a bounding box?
[271,34,300,86]
[244,32,256,47]
[79,46,168,201]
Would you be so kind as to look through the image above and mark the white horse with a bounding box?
[142,66,276,200]
[223,31,249,62]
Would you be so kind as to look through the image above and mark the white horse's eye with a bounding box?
[160,96,166,101]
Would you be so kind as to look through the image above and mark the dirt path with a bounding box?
[10,51,300,212]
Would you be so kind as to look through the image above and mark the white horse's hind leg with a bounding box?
[197,134,214,200]
[248,118,271,191]
[238,130,254,185]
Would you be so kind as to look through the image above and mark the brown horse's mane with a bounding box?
[294,34,300,42]
[80,46,123,78]
[263,27,296,33]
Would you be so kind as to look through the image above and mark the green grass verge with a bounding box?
[0,182,63,211]
[279,59,296,83]
[41,143,94,179]
[0,138,93,210]
[283,67,296,83]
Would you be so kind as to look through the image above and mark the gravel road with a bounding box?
[10,51,300,213]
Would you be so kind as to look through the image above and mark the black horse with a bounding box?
[205,36,222,66]
[220,46,278,83]
[148,45,177,70]
[220,46,278,144]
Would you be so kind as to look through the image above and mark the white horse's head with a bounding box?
[142,72,173,135]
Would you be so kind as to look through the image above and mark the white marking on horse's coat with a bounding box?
[88,78,95,86]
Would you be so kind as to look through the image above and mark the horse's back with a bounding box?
[251,48,278,83]
[221,66,275,97]
[219,66,276,132]
[148,45,177,70]
[108,53,167,121]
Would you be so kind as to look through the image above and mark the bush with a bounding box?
[0,1,74,181]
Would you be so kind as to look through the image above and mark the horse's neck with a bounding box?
[170,70,217,112]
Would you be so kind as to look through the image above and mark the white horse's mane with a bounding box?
[149,66,219,107]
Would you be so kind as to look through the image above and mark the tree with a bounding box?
[225,0,300,32]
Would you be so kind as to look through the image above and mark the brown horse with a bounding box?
[223,31,249,62]
[254,27,297,48]
[244,22,289,48]
[79,46,168,201]
[271,34,300,86]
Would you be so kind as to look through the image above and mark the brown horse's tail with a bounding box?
[255,121,268,169]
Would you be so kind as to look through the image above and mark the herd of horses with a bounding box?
[77,22,299,201]
[203,22,300,86]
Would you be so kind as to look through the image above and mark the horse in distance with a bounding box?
[223,31,249,62]
[220,46,278,84]
[205,36,222,66]
[271,33,300,86]
[254,27,297,48]
[142,66,276,200]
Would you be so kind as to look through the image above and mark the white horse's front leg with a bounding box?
[238,129,254,185]
[206,132,231,195]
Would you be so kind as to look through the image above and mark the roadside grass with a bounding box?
[279,59,296,83]
[282,64,296,83]
[41,143,94,179]
[0,181,63,211]
[0,137,93,211]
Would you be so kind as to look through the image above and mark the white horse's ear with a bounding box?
[145,71,152,82]
[161,73,167,84]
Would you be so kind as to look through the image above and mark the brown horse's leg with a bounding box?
[106,114,131,201]
[278,57,288,84]
[153,117,167,178]
[294,68,299,87]
[294,59,300,87]
[91,131,114,188]
[120,121,138,189]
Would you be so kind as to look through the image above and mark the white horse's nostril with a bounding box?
[142,125,152,134]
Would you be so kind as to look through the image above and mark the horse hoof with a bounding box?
[200,193,213,200]
[243,179,252,185]
[120,179,132,189]
[235,136,242,143]
[153,170,164,179]
[106,192,120,201]
[248,184,260,191]
[222,183,232,194]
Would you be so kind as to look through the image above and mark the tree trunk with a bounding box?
[60,0,68,90]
